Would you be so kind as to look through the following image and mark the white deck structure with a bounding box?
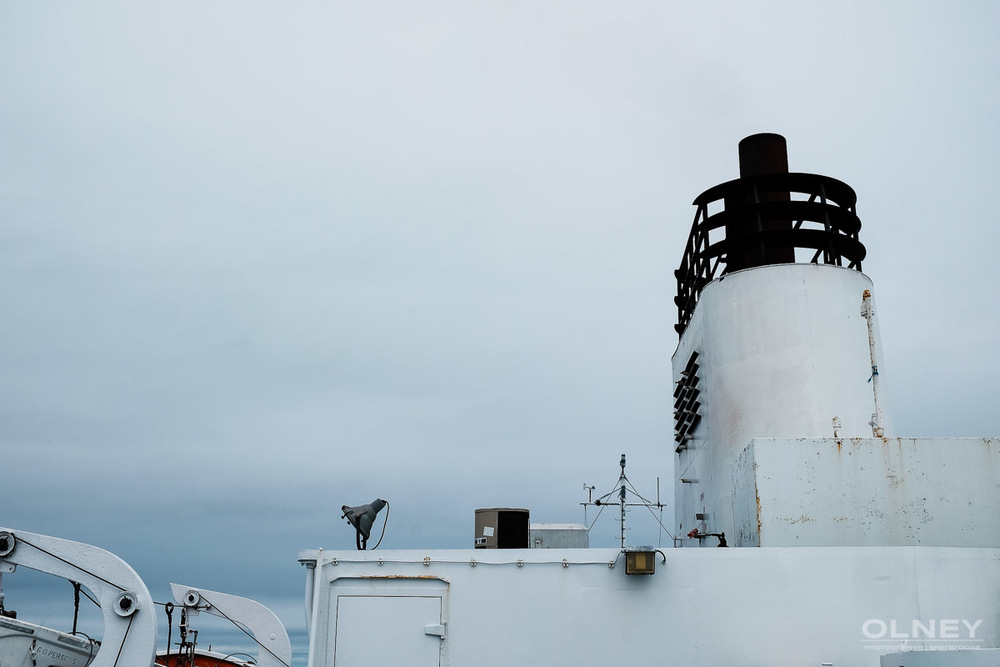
[298,135,1000,666]
[299,546,1000,666]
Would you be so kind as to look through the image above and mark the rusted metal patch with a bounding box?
[357,575,451,582]
[755,481,762,539]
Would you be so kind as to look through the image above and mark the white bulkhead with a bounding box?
[300,547,1000,667]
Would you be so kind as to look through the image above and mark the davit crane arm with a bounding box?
[0,526,157,667]
[169,583,292,667]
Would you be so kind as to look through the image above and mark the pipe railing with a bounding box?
[674,172,866,334]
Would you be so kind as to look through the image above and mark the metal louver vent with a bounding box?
[673,351,701,452]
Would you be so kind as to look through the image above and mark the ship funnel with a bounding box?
[672,135,890,546]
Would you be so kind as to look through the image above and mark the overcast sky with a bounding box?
[2,2,998,664]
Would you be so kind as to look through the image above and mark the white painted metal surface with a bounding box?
[334,596,441,666]
[528,523,589,548]
[672,263,892,543]
[300,547,1000,667]
[733,437,1000,547]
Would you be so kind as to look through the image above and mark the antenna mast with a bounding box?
[581,454,673,549]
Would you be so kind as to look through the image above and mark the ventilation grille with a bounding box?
[673,352,701,452]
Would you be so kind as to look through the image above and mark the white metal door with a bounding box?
[334,595,442,667]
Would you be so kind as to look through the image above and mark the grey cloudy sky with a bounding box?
[2,1,998,662]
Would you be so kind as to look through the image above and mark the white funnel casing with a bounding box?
[673,263,892,541]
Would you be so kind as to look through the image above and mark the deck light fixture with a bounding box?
[341,499,387,551]
[624,547,665,575]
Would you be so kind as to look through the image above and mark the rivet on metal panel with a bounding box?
[470,559,477,567]
[562,559,569,568]
[517,559,523,567]
[331,558,338,566]
[423,557,431,566]
[377,559,383,566]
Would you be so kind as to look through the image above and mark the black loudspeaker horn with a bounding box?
[341,499,387,550]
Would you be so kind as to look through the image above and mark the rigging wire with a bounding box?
[585,501,609,532]
[622,474,676,541]
[111,611,134,667]
[13,536,127,592]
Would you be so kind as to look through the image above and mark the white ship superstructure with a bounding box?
[298,135,1000,667]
